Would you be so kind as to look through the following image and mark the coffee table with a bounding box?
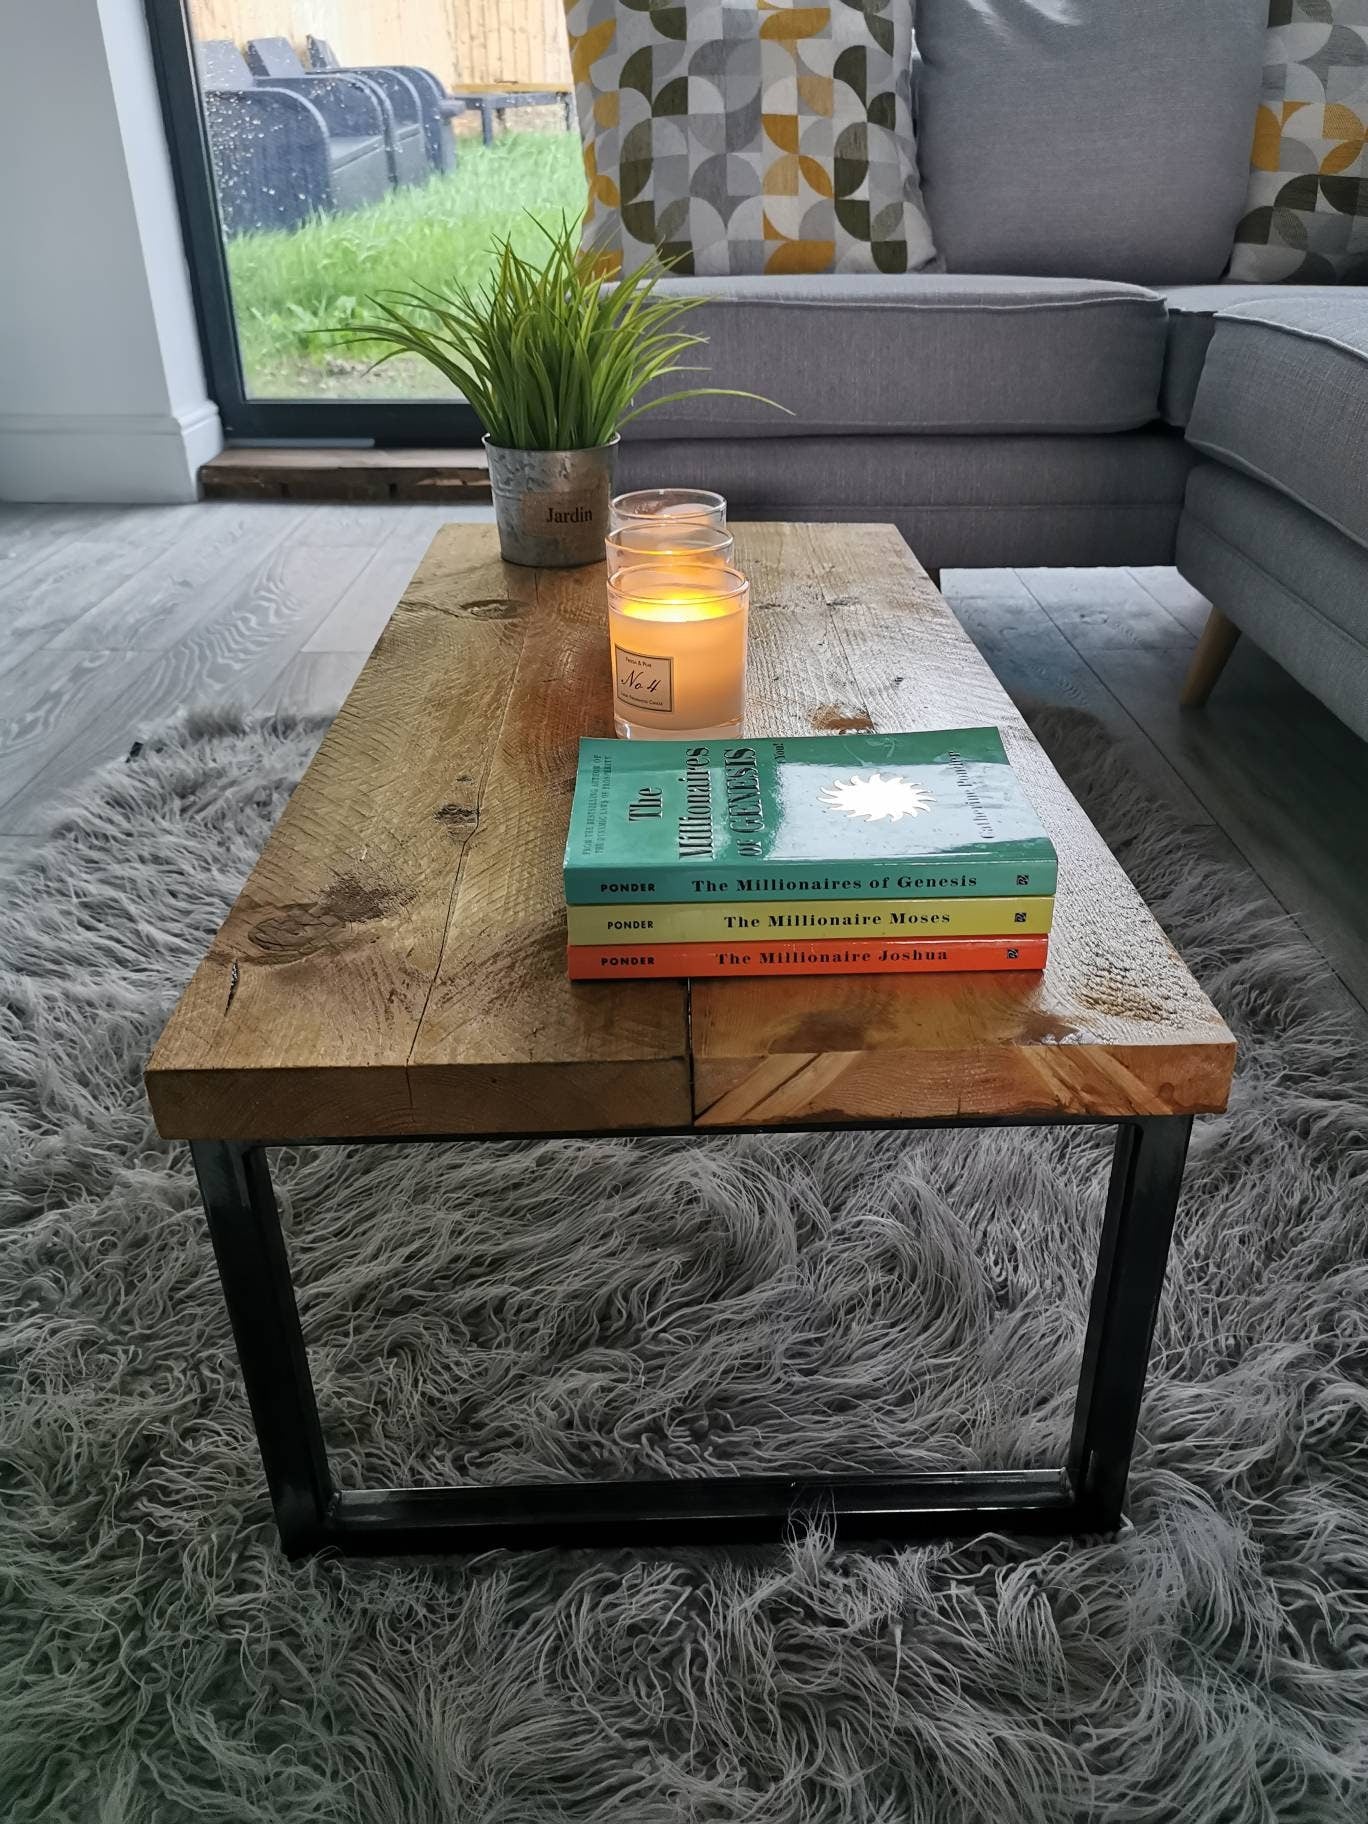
[146,522,1235,1558]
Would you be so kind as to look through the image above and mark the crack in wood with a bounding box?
[403,594,517,622]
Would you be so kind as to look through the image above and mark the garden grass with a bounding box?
[225,132,587,398]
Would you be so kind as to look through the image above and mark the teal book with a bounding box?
[563,728,1057,905]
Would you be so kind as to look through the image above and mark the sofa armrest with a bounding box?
[203,84,330,151]
[389,65,454,103]
[254,73,389,140]
[335,67,424,127]
[201,88,332,232]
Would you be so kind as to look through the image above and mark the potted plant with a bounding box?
[338,219,783,567]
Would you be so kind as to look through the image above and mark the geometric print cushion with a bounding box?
[562,0,939,278]
[1228,0,1368,282]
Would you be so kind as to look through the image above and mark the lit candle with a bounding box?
[607,563,749,740]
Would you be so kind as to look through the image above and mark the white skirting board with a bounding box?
[0,402,223,504]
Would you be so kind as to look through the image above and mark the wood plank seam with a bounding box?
[693,1052,825,1126]
[402,608,533,1089]
[816,529,927,725]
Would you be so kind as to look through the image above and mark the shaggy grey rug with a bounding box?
[2,706,1367,1823]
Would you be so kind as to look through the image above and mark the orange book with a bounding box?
[567,936,1048,981]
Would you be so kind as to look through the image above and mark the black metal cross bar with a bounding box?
[190,1114,1192,1559]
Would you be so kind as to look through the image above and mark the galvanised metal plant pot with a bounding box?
[484,435,619,568]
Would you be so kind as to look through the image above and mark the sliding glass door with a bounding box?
[145,0,585,438]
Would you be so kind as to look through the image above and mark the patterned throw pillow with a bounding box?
[1229,0,1368,281]
[562,0,938,278]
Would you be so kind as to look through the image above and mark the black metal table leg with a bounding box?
[1067,1115,1193,1530]
[189,1113,1194,1557]
[191,1141,334,1556]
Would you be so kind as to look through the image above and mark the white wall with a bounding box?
[0,0,222,502]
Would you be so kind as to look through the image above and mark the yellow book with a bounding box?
[567,895,1054,945]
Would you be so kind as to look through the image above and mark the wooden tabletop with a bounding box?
[145,522,1235,1141]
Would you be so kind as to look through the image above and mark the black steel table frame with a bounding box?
[189,1112,1192,1558]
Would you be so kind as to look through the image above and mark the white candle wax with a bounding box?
[608,567,748,740]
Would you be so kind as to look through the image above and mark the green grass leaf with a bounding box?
[225,134,788,435]
[226,135,588,395]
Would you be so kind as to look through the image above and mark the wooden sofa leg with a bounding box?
[1180,607,1240,708]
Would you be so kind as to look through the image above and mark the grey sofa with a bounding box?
[617,276,1368,741]
[1177,298,1368,740]
[610,0,1367,744]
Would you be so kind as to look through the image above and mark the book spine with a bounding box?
[567,895,1053,945]
[568,936,1049,980]
[564,857,1058,905]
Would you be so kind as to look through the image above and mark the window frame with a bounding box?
[143,0,485,444]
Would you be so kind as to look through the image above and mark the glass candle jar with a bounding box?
[608,488,728,534]
[605,523,736,571]
[607,562,749,740]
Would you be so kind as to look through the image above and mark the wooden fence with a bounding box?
[191,0,573,90]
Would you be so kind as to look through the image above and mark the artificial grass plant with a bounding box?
[333,215,784,448]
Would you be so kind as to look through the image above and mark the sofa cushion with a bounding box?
[1157,285,1337,425]
[1229,1,1368,283]
[563,0,938,278]
[1179,462,1368,741]
[1186,295,1368,552]
[619,431,1192,570]
[625,274,1167,439]
[914,0,1268,284]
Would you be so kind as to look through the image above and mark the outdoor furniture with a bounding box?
[145,521,1235,1560]
[307,33,573,150]
[245,37,428,190]
[451,86,576,146]
[195,40,391,233]
[307,35,459,174]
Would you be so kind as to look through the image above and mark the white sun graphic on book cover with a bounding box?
[818,774,937,823]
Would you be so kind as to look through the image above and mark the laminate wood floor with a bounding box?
[3,501,1366,1013]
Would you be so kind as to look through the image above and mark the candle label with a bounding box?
[613,644,674,715]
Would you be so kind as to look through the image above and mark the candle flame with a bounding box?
[612,565,745,623]
[615,589,738,623]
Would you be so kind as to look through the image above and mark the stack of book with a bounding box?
[562,728,1057,980]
